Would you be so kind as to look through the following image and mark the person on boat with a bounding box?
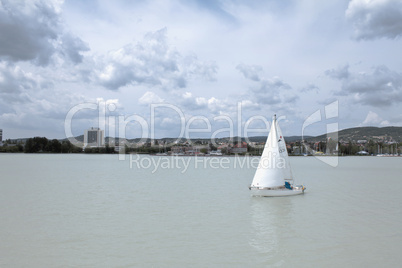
[285,181,293,190]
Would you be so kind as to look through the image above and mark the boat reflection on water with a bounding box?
[249,197,297,267]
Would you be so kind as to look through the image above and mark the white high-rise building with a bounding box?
[84,127,104,147]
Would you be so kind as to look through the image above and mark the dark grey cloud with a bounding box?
[236,63,297,107]
[0,62,44,123]
[0,0,88,66]
[60,33,89,64]
[300,83,320,93]
[93,28,217,91]
[0,63,37,102]
[0,60,89,121]
[0,61,90,134]
[325,64,350,80]
[251,78,293,105]
[346,0,402,40]
[236,63,263,81]
[327,65,402,107]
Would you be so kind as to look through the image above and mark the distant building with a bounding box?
[292,146,301,155]
[84,127,104,147]
[229,142,248,154]
[171,146,185,155]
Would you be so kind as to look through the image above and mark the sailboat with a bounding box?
[249,115,305,197]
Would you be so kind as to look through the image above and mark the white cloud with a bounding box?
[241,100,259,110]
[361,111,390,126]
[90,28,217,91]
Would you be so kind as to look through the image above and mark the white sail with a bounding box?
[251,115,285,188]
[276,120,293,182]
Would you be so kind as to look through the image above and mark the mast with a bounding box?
[276,118,293,182]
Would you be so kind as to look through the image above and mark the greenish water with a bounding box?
[0,154,401,267]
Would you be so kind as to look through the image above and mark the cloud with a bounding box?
[249,76,298,107]
[0,0,88,66]
[92,28,217,91]
[0,85,87,137]
[235,63,299,116]
[2,0,402,139]
[360,111,390,126]
[251,78,290,104]
[175,91,234,115]
[325,64,350,80]
[177,92,208,110]
[327,65,402,107]
[241,100,259,110]
[300,83,319,93]
[0,61,89,136]
[0,63,38,103]
[60,33,90,64]
[236,63,263,81]
[346,0,402,40]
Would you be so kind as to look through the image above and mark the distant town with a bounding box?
[0,126,402,156]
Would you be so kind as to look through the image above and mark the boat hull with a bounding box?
[250,186,305,197]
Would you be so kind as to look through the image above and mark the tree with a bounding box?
[46,139,62,153]
[61,140,81,153]
[366,140,376,155]
[209,143,217,151]
[24,138,34,153]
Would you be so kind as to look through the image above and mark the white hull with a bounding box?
[250,186,305,197]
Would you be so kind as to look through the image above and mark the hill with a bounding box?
[6,126,402,145]
[307,126,402,142]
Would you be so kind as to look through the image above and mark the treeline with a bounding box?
[3,136,401,155]
[124,144,172,154]
[24,137,82,153]
[332,140,401,155]
[0,143,24,153]
[1,136,119,154]
[84,145,116,154]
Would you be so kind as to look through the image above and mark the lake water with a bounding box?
[0,154,401,267]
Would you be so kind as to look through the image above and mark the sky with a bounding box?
[1,0,402,140]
